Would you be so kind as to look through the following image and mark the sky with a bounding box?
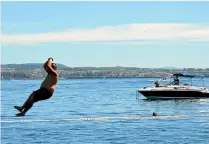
[1,1,209,68]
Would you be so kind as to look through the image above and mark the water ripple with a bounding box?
[1,78,209,144]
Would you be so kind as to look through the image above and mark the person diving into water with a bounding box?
[14,57,59,116]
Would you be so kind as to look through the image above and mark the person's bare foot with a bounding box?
[14,106,23,112]
[15,112,25,116]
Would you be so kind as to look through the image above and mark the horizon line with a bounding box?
[1,63,209,69]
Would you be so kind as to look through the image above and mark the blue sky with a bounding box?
[1,1,209,68]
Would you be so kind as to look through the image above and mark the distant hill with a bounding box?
[1,63,69,69]
[1,63,208,71]
[1,63,209,80]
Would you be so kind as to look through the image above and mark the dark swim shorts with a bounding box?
[33,88,53,102]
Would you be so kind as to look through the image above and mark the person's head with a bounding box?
[153,112,158,116]
[154,81,159,84]
[154,81,159,87]
[51,63,57,70]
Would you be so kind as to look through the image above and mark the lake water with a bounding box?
[1,78,209,144]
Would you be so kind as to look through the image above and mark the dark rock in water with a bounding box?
[153,112,158,116]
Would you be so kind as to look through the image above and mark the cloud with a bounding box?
[65,41,150,45]
[1,23,209,45]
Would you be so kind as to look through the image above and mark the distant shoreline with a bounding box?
[1,77,160,80]
[1,63,209,80]
[2,76,209,81]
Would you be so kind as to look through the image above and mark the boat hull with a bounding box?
[138,90,209,100]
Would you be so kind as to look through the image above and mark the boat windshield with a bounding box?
[165,73,205,87]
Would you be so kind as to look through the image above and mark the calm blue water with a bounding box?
[1,78,209,144]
